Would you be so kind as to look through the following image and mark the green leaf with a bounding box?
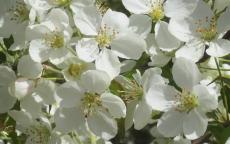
[221,85,230,113]
[0,52,6,64]
[3,36,14,50]
[209,123,230,144]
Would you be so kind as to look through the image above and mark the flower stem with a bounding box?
[43,65,62,74]
[72,131,84,144]
[219,58,230,63]
[44,77,64,81]
[214,58,229,121]
[199,66,230,71]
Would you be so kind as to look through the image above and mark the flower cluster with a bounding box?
[0,0,230,143]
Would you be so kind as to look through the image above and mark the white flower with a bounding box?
[55,70,126,140]
[74,7,146,79]
[146,57,218,139]
[19,78,57,118]
[0,66,17,113]
[27,8,72,64]
[115,68,167,130]
[61,56,95,81]
[0,0,32,51]
[122,0,198,21]
[169,1,230,60]
[8,110,59,144]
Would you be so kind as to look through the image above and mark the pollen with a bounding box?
[82,93,102,117]
[176,90,199,113]
[118,79,144,102]
[68,63,86,78]
[148,0,164,22]
[9,0,29,23]
[25,122,51,144]
[96,25,117,48]
[195,17,217,42]
[44,31,64,49]
[149,7,164,22]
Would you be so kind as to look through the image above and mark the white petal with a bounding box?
[157,110,185,137]
[206,39,230,57]
[189,0,213,24]
[133,100,152,130]
[28,0,51,11]
[73,6,100,35]
[101,93,126,118]
[125,100,138,130]
[176,40,205,62]
[29,39,51,63]
[193,85,218,112]
[47,8,69,27]
[102,9,129,31]
[95,49,121,80]
[164,0,199,18]
[76,38,99,62]
[8,110,33,127]
[34,79,56,105]
[81,70,111,94]
[17,55,43,79]
[121,0,151,14]
[70,0,95,12]
[120,60,136,73]
[183,110,208,140]
[54,108,86,133]
[168,18,194,42]
[0,87,16,114]
[129,14,152,38]
[20,94,42,118]
[9,78,34,100]
[26,24,50,41]
[217,8,230,33]
[56,81,84,108]
[142,67,166,92]
[49,48,68,65]
[172,57,201,90]
[155,21,181,52]
[146,85,177,111]
[111,32,146,60]
[87,110,117,140]
[0,66,16,86]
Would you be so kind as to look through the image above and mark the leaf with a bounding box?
[3,35,14,50]
[0,52,6,64]
[209,123,230,144]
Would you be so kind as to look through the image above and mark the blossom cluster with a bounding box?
[0,0,230,143]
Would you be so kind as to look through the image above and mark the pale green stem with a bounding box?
[215,58,229,121]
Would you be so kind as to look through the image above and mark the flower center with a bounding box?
[44,31,64,49]
[96,25,117,48]
[195,17,217,42]
[8,0,29,23]
[50,0,71,6]
[118,79,144,102]
[68,63,86,78]
[82,93,102,117]
[176,90,199,112]
[25,123,51,144]
[148,0,164,22]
